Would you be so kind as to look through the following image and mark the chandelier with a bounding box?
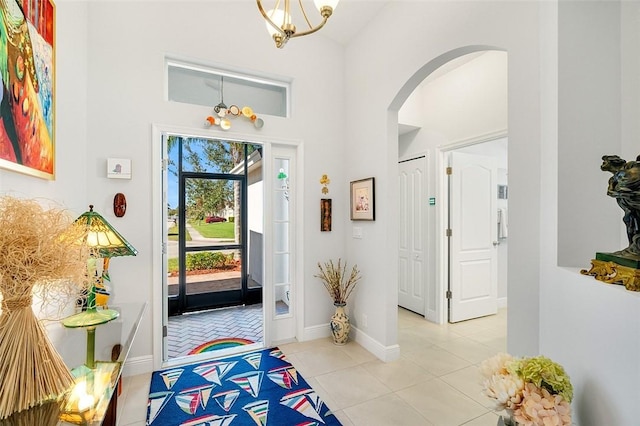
[257,0,340,48]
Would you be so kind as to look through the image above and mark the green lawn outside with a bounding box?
[168,257,178,273]
[190,221,235,239]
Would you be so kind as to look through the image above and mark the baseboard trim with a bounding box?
[123,355,154,377]
[497,297,508,309]
[302,323,332,341]
[351,326,400,362]
[302,324,400,362]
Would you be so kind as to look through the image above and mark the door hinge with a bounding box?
[162,242,167,255]
[163,325,168,337]
[446,228,452,237]
[446,166,452,175]
[446,290,452,299]
[162,159,168,171]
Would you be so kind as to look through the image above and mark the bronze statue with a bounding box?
[601,154,640,258]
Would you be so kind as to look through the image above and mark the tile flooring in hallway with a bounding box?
[117,307,507,426]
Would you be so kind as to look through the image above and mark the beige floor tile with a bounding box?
[118,421,147,426]
[446,320,491,336]
[117,374,151,425]
[461,412,501,425]
[404,346,471,377]
[343,393,434,425]
[287,345,360,377]
[440,365,494,408]
[279,336,335,355]
[118,307,507,426]
[398,327,436,353]
[397,378,489,426]
[436,337,499,364]
[315,365,392,410]
[468,329,508,351]
[362,357,433,391]
[333,409,356,426]
[338,341,378,364]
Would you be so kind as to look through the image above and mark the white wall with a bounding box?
[557,0,622,267]
[538,2,640,425]
[7,1,348,363]
[345,1,541,359]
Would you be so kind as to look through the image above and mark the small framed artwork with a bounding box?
[321,199,332,231]
[350,177,375,221]
[107,158,132,179]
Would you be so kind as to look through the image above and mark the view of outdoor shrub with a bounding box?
[184,252,234,271]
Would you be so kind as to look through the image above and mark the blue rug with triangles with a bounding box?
[146,347,342,426]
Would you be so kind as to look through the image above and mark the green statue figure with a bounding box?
[601,154,640,258]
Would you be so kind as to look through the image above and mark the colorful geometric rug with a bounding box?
[188,338,255,355]
[147,347,342,426]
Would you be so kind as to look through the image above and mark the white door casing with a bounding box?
[398,156,428,315]
[264,143,299,344]
[448,151,498,322]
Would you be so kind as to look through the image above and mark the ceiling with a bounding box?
[310,0,391,45]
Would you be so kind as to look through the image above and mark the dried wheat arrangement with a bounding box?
[0,197,89,419]
[0,400,60,426]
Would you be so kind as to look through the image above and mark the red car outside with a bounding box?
[205,216,226,223]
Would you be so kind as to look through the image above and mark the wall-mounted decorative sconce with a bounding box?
[320,174,330,194]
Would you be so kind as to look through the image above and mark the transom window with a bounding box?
[167,59,290,118]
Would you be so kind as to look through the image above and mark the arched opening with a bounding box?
[389,45,508,345]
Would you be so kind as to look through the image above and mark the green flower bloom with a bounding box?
[508,355,573,403]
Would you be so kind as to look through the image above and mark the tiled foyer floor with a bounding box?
[117,307,507,426]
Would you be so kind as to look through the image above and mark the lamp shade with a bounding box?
[75,205,137,258]
[313,0,339,12]
[265,8,288,36]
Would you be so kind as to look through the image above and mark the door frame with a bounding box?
[151,123,304,370]
[435,130,507,325]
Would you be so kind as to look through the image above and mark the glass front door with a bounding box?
[167,137,261,315]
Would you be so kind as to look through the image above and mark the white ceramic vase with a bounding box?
[330,303,350,345]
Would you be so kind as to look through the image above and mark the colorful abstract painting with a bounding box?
[147,347,342,426]
[0,0,55,179]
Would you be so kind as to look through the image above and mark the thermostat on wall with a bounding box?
[107,158,132,179]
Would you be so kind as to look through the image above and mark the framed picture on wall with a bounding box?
[350,177,375,221]
[321,198,332,231]
[0,0,55,180]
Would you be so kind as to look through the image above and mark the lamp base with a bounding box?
[62,308,119,329]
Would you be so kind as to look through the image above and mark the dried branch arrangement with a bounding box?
[0,196,89,419]
[314,258,361,305]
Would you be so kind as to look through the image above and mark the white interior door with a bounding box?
[448,151,498,322]
[398,156,428,315]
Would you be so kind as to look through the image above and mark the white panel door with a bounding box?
[449,152,498,323]
[398,156,427,315]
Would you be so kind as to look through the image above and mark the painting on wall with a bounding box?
[0,0,55,180]
[350,177,375,221]
[321,198,332,231]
